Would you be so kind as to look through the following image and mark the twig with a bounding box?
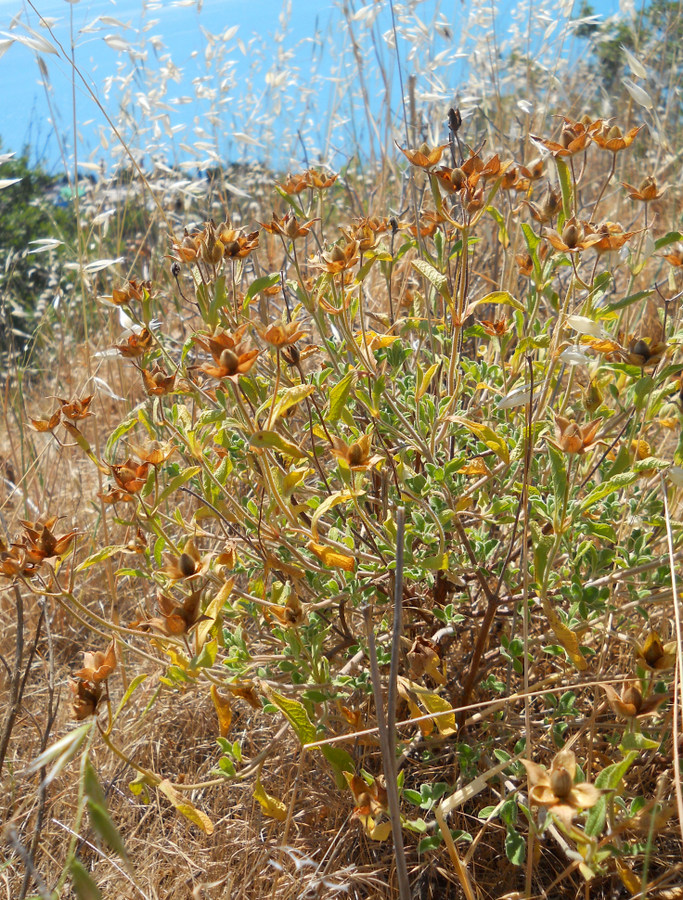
[660,473,683,847]
[0,584,25,775]
[20,601,58,900]
[386,507,405,760]
[362,509,410,900]
[4,827,51,900]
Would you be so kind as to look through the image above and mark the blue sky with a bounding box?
[0,0,623,173]
[1,0,341,169]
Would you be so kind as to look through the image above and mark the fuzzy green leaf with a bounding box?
[326,371,355,424]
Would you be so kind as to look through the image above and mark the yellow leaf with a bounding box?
[311,489,364,541]
[541,598,587,671]
[250,430,308,459]
[253,777,287,821]
[366,817,392,841]
[416,362,440,402]
[400,686,434,736]
[458,458,491,477]
[153,642,191,672]
[615,859,640,893]
[464,290,524,319]
[210,685,233,737]
[450,416,509,465]
[397,677,456,735]
[196,578,234,649]
[158,779,214,834]
[307,541,356,572]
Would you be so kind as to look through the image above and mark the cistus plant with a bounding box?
[3,100,681,900]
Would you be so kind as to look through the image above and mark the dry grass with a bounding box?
[3,2,683,899]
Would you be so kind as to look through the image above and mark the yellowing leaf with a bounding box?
[210,685,233,737]
[307,541,356,572]
[397,677,456,735]
[416,362,440,402]
[311,489,364,540]
[263,686,317,745]
[154,643,192,673]
[196,578,234,649]
[464,290,524,318]
[458,458,491,477]
[366,817,393,841]
[615,859,641,893]
[356,331,399,350]
[411,258,451,304]
[157,779,214,834]
[250,430,308,459]
[398,680,434,736]
[581,336,621,355]
[541,598,587,671]
[253,777,287,821]
[450,416,510,465]
[255,383,315,423]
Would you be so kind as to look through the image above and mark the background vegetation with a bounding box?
[1,1,683,898]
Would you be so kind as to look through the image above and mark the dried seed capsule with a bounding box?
[550,767,573,800]
[219,348,240,374]
[178,552,197,577]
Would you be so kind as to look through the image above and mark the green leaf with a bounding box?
[86,798,129,864]
[555,157,573,222]
[264,686,317,745]
[250,430,308,459]
[326,371,355,424]
[620,732,661,752]
[416,362,440,402]
[522,222,541,252]
[505,825,526,866]
[654,230,682,250]
[274,185,306,215]
[585,521,617,543]
[321,744,356,788]
[156,466,201,507]
[245,273,281,303]
[584,794,607,837]
[634,375,655,410]
[26,721,94,786]
[581,472,637,511]
[76,545,124,572]
[70,857,102,900]
[605,289,652,313]
[111,673,149,727]
[191,638,218,670]
[411,258,451,304]
[595,751,638,790]
[531,522,553,586]
[632,456,669,474]
[487,205,509,248]
[547,444,567,507]
[418,834,442,853]
[104,412,139,459]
